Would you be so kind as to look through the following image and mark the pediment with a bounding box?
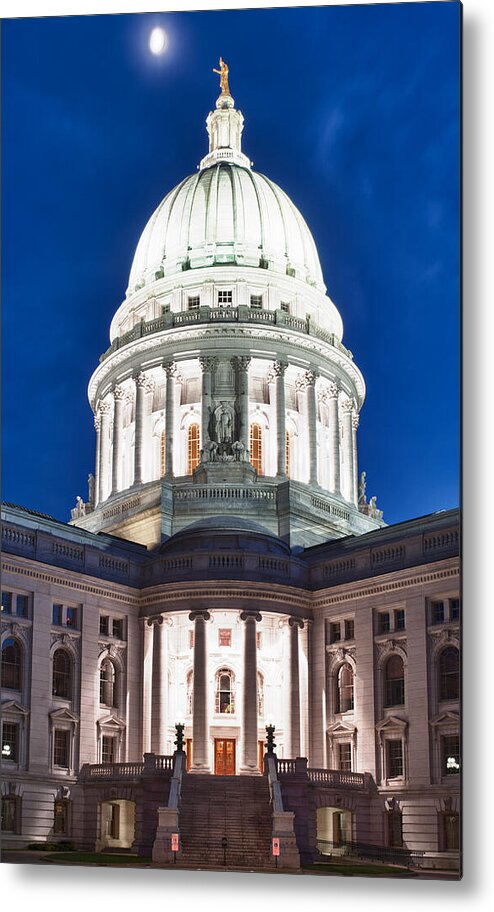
[429,710,460,729]
[327,720,357,736]
[97,713,126,731]
[376,714,408,734]
[49,707,79,724]
[1,700,29,717]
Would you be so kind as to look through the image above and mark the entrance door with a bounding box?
[186,739,192,771]
[214,738,236,775]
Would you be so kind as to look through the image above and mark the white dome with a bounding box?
[127,162,326,295]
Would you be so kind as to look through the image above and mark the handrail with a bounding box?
[167,751,185,809]
[266,754,284,812]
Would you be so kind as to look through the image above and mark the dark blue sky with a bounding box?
[1,3,460,527]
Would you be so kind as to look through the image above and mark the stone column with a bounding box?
[111,384,126,495]
[288,618,304,758]
[199,357,217,452]
[352,412,359,507]
[232,356,251,453]
[98,402,111,503]
[304,370,319,486]
[341,397,355,504]
[325,382,341,495]
[133,371,147,486]
[240,610,262,773]
[163,361,177,480]
[273,361,288,477]
[149,616,170,755]
[189,610,211,771]
[93,411,101,507]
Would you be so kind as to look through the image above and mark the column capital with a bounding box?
[199,356,218,373]
[162,359,178,377]
[239,610,262,623]
[94,413,101,431]
[352,413,360,430]
[326,381,339,400]
[189,610,211,623]
[112,384,126,401]
[133,370,148,388]
[288,617,304,630]
[147,615,163,627]
[272,359,288,378]
[99,401,112,416]
[231,355,251,371]
[340,396,354,414]
[296,369,319,390]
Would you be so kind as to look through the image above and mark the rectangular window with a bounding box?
[378,612,390,634]
[189,629,194,650]
[280,301,290,314]
[431,600,445,624]
[99,615,109,636]
[344,619,355,640]
[52,604,64,626]
[102,736,116,764]
[394,609,405,631]
[112,619,123,640]
[219,629,232,647]
[16,594,29,617]
[440,812,459,851]
[329,622,341,643]
[250,294,263,309]
[162,303,170,314]
[66,607,78,629]
[218,290,233,306]
[450,598,460,621]
[442,735,460,775]
[2,722,19,763]
[1,591,13,614]
[338,742,352,771]
[53,730,70,768]
[54,799,70,835]
[387,739,403,778]
[188,295,200,309]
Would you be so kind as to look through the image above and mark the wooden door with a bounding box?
[186,738,192,771]
[258,740,265,773]
[214,738,236,775]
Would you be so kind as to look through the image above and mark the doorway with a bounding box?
[214,738,236,775]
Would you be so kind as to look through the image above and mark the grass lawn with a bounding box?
[47,852,152,865]
[303,862,415,877]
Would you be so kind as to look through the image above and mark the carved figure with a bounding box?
[358,471,367,505]
[88,473,95,505]
[213,57,230,96]
[213,403,234,444]
[232,440,246,462]
[71,496,86,520]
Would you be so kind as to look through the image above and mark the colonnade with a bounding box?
[146,610,305,773]
[92,356,359,506]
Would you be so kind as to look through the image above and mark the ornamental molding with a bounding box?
[312,564,459,609]
[326,645,356,670]
[49,707,80,725]
[50,632,80,654]
[140,585,310,614]
[429,710,459,730]
[375,715,408,737]
[97,712,126,732]
[327,720,357,737]
[1,621,32,647]
[1,699,30,717]
[88,324,365,407]
[1,560,140,607]
[428,627,459,651]
[375,639,407,666]
[98,642,127,660]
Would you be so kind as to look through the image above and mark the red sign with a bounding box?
[171,833,179,852]
[272,837,280,857]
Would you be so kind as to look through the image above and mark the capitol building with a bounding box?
[1,68,460,872]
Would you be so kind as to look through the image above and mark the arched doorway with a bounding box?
[98,799,135,851]
[316,806,354,856]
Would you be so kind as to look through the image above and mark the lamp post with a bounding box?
[266,723,276,755]
[174,722,185,753]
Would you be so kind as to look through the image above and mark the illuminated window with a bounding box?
[187,423,200,474]
[2,722,19,763]
[54,799,70,835]
[285,431,290,476]
[250,423,263,474]
[160,431,166,477]
[215,668,235,714]
[218,629,232,647]
[442,735,460,775]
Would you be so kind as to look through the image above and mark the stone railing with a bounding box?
[99,306,353,363]
[80,762,145,780]
[308,768,366,789]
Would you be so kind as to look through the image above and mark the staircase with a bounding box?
[178,774,274,869]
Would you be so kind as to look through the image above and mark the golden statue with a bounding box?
[213,57,230,96]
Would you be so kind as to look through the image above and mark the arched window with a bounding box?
[215,668,235,714]
[52,649,72,699]
[187,423,200,474]
[1,638,22,691]
[250,423,263,475]
[186,669,194,716]
[439,647,459,701]
[285,431,290,477]
[384,655,405,707]
[100,658,117,708]
[257,671,264,717]
[336,663,354,713]
[160,431,166,478]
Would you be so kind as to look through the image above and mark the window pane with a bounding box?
[54,730,70,767]
[439,647,460,701]
[112,619,123,640]
[99,615,109,635]
[385,655,405,707]
[394,610,405,631]
[54,799,69,835]
[1,638,21,690]
[450,598,460,621]
[432,600,445,624]
[52,604,63,626]
[387,740,403,778]
[442,735,460,775]
[339,743,352,771]
[2,722,19,762]
[102,736,116,763]
[344,619,355,640]
[1,797,18,832]
[66,607,78,628]
[53,649,72,699]
[378,612,390,633]
[1,592,13,614]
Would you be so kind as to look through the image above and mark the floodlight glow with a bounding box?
[149,28,167,56]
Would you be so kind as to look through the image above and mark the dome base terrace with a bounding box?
[71,476,384,549]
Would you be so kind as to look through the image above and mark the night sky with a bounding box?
[1,3,460,528]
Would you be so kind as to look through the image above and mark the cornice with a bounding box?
[312,562,459,609]
[1,558,141,607]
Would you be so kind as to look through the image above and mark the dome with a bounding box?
[128,163,325,294]
[159,515,291,556]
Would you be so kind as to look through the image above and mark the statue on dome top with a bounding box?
[213,57,230,96]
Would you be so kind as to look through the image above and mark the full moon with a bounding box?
[149,27,167,55]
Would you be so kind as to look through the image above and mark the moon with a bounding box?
[149,27,167,55]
